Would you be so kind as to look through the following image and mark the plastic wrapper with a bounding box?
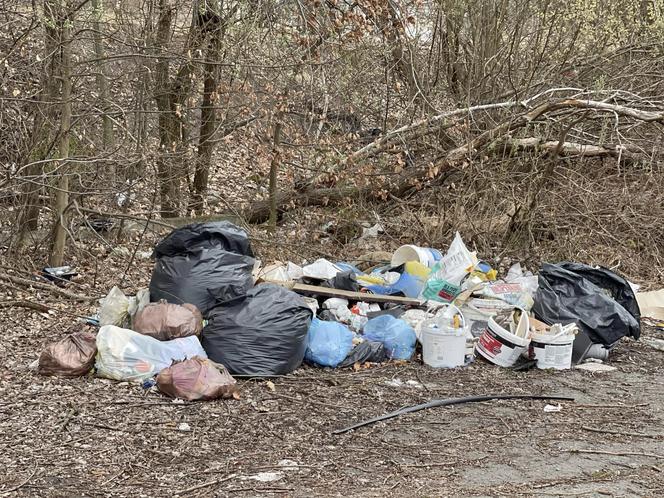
[95,325,207,382]
[38,325,97,377]
[421,232,477,302]
[533,263,640,346]
[156,357,237,401]
[133,302,203,341]
[363,315,416,360]
[302,259,342,280]
[149,222,255,316]
[305,319,354,368]
[201,284,312,376]
[474,282,534,311]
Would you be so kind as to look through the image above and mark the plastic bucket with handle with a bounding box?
[421,305,467,368]
[476,311,530,367]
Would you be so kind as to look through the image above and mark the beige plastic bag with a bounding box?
[39,325,97,377]
[156,357,238,401]
[133,302,203,341]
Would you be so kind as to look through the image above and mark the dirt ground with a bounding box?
[1,300,662,498]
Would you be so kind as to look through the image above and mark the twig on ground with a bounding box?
[173,474,237,496]
[567,449,664,459]
[581,425,661,438]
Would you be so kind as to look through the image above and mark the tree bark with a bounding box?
[191,2,225,214]
[91,0,114,153]
[154,0,180,218]
[268,108,284,229]
[49,2,73,267]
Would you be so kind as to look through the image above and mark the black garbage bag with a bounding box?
[154,221,254,258]
[201,284,312,376]
[338,341,387,368]
[533,263,640,346]
[149,222,255,316]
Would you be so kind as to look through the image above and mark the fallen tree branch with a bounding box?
[245,96,663,224]
[0,274,95,302]
[0,300,50,313]
[502,137,648,161]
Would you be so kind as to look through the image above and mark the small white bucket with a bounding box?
[421,305,466,368]
[392,245,442,269]
[476,312,530,367]
[530,331,575,370]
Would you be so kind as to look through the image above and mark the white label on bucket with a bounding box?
[535,342,573,369]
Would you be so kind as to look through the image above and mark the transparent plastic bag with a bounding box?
[95,325,207,381]
[305,319,354,368]
[363,315,416,360]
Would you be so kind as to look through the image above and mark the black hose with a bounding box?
[332,394,574,434]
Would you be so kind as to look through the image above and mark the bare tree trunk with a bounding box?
[268,108,284,230]
[154,0,180,218]
[50,3,73,267]
[91,0,114,153]
[191,6,224,214]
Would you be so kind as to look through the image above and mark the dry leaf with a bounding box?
[266,381,276,392]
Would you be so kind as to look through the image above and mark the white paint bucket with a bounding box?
[530,330,575,370]
[391,245,442,269]
[421,305,466,368]
[476,312,530,367]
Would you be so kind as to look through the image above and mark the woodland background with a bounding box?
[1,0,663,283]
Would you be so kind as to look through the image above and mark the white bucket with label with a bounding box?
[530,329,576,370]
[476,312,530,367]
[392,245,442,269]
[421,305,466,368]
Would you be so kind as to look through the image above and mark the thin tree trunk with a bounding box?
[50,6,73,267]
[91,0,114,153]
[191,15,223,214]
[268,109,284,230]
[154,0,180,218]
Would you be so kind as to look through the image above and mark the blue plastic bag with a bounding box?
[305,319,354,368]
[363,315,416,360]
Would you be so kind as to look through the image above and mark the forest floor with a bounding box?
[0,216,663,497]
[1,294,663,496]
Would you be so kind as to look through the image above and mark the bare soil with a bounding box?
[1,299,663,497]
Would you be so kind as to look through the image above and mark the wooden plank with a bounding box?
[261,279,424,306]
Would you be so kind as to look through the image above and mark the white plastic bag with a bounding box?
[98,286,130,327]
[421,232,477,302]
[302,259,342,280]
[95,325,207,382]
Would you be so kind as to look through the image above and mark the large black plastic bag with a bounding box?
[533,263,640,346]
[201,284,312,376]
[154,221,254,259]
[149,222,255,316]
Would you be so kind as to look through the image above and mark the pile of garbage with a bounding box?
[37,221,646,401]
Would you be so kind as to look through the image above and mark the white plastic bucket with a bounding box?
[421,306,466,368]
[391,245,442,269]
[530,331,575,370]
[476,313,530,367]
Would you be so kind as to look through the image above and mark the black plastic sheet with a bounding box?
[533,263,640,346]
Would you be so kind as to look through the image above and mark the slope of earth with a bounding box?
[0,299,662,497]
